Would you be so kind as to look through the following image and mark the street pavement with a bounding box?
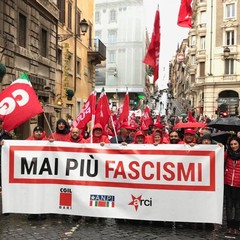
[0,193,239,240]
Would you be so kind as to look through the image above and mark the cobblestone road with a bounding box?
[0,193,239,240]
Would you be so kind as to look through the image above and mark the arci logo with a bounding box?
[128,194,152,211]
[0,89,29,115]
[59,188,72,210]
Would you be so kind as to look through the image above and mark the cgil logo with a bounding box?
[128,194,152,211]
[0,89,29,115]
[59,188,72,210]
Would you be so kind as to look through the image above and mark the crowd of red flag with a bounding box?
[0,2,194,133]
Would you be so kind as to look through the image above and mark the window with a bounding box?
[191,55,196,64]
[225,3,235,18]
[191,35,196,47]
[226,30,235,46]
[199,62,205,77]
[199,11,206,26]
[108,30,117,43]
[40,28,47,57]
[190,74,195,84]
[225,59,234,75]
[68,1,72,30]
[109,10,116,22]
[57,48,62,65]
[19,13,27,47]
[76,58,81,75]
[200,36,206,50]
[95,11,100,24]
[108,50,116,63]
[57,0,65,24]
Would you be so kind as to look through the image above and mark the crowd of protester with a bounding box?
[1,114,240,235]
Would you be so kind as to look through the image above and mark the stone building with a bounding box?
[169,0,240,118]
[0,0,58,139]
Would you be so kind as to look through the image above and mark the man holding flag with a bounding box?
[0,72,43,188]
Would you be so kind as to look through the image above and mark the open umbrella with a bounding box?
[208,117,240,132]
[211,131,234,146]
[173,122,206,129]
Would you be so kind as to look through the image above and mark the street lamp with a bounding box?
[223,46,240,62]
[57,18,89,42]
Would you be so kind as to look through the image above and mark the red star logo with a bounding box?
[128,194,142,211]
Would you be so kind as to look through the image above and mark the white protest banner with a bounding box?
[2,140,224,223]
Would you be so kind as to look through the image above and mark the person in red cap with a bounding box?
[183,128,196,145]
[133,130,146,144]
[85,123,110,145]
[110,122,133,144]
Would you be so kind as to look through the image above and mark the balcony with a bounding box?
[88,39,106,65]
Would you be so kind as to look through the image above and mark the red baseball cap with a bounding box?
[184,128,195,135]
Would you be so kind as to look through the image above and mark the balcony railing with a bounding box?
[88,39,106,65]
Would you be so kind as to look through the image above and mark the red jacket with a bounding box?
[85,123,110,143]
[224,152,240,187]
[48,132,69,142]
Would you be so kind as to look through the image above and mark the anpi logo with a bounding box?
[0,89,29,115]
[59,188,72,210]
[128,194,152,211]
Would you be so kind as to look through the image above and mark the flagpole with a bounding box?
[43,112,55,140]
[90,114,95,143]
[110,115,118,144]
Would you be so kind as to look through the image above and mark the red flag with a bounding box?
[155,113,161,124]
[0,73,43,131]
[118,91,129,123]
[143,8,160,83]
[177,0,193,28]
[72,91,96,129]
[95,89,111,135]
[141,106,153,128]
[188,111,196,122]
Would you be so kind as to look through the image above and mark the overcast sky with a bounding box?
[143,0,189,88]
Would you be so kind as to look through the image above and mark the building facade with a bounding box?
[0,0,59,139]
[56,0,106,122]
[94,0,147,112]
[169,0,240,118]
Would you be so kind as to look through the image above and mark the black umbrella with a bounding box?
[211,131,234,146]
[208,117,240,132]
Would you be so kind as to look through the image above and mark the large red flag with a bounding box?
[0,72,43,131]
[72,91,96,129]
[177,0,193,28]
[95,89,111,135]
[143,8,160,83]
[118,91,129,123]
